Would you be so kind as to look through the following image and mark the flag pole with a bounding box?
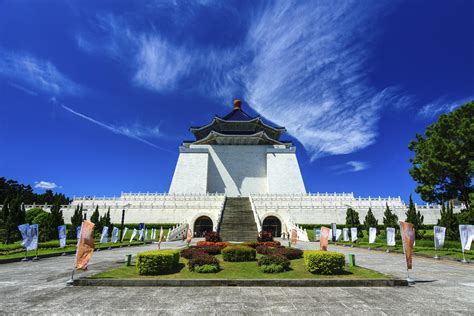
[461,247,467,263]
[67,221,83,285]
[33,247,39,261]
[21,248,28,262]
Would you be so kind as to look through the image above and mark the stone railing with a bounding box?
[166,222,188,241]
[248,194,262,232]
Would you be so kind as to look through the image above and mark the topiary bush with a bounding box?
[257,231,274,242]
[194,264,220,273]
[274,247,303,260]
[256,245,274,255]
[257,254,290,270]
[188,253,220,271]
[222,246,256,262]
[136,250,180,275]
[260,263,286,273]
[192,245,222,255]
[244,241,281,249]
[304,250,345,275]
[196,241,230,248]
[180,248,204,259]
[204,231,222,242]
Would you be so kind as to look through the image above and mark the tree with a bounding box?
[364,208,378,233]
[26,207,45,224]
[383,203,398,229]
[408,101,473,209]
[345,208,363,237]
[47,202,64,240]
[91,206,101,235]
[438,202,459,240]
[405,195,424,238]
[4,197,26,243]
[68,204,83,239]
[32,211,51,242]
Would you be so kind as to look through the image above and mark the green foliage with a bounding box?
[0,177,70,205]
[457,207,474,225]
[47,202,64,240]
[25,207,45,224]
[68,204,83,239]
[408,101,473,208]
[90,206,100,234]
[304,250,345,275]
[405,195,424,238]
[364,208,378,233]
[136,250,180,275]
[194,264,220,273]
[187,254,220,271]
[2,197,26,243]
[257,254,290,271]
[260,263,286,273]
[32,211,51,242]
[345,208,363,237]
[383,203,399,229]
[438,202,459,240]
[222,246,256,262]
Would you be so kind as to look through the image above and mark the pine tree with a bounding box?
[48,202,65,240]
[5,197,25,243]
[364,208,378,233]
[345,207,363,237]
[105,207,112,230]
[405,194,424,238]
[68,204,83,239]
[383,203,398,228]
[91,205,101,235]
[438,202,459,240]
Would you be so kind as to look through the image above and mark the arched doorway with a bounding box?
[194,216,213,237]
[262,216,281,238]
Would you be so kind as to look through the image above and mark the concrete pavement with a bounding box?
[0,240,473,314]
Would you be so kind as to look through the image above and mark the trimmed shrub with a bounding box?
[274,247,303,260]
[222,246,256,262]
[257,231,273,242]
[244,241,281,249]
[188,253,220,271]
[304,250,345,275]
[260,263,285,273]
[257,254,290,270]
[180,248,204,259]
[256,245,273,255]
[194,264,220,273]
[192,245,222,255]
[136,250,180,275]
[196,241,230,248]
[204,231,222,242]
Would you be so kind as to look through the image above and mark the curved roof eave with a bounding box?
[189,116,286,133]
[192,130,284,145]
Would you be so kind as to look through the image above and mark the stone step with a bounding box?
[218,197,257,242]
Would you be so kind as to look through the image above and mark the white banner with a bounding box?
[343,228,349,242]
[145,228,149,241]
[27,224,38,251]
[122,227,128,242]
[335,229,342,241]
[350,227,358,242]
[386,227,396,246]
[459,224,474,251]
[369,227,377,244]
[130,228,137,242]
[100,226,109,244]
[138,228,144,241]
[111,227,119,243]
[76,226,81,241]
[18,224,30,248]
[433,226,446,250]
[58,225,67,248]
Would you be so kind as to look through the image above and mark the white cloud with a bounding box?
[60,103,172,152]
[0,50,81,96]
[346,161,370,172]
[418,96,473,118]
[34,181,60,190]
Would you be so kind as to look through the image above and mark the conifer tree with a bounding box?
[345,207,363,237]
[364,208,378,233]
[405,194,424,238]
[5,197,25,243]
[48,202,64,240]
[91,205,101,234]
[68,204,83,239]
[383,203,398,228]
[438,202,459,240]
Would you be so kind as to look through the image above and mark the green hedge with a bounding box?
[304,250,345,275]
[222,246,256,262]
[136,250,180,275]
[258,254,290,271]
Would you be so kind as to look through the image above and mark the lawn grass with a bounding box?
[91,254,390,280]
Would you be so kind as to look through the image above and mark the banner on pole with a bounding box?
[314,228,321,241]
[386,227,396,246]
[158,226,164,249]
[335,229,342,241]
[58,225,67,248]
[331,223,337,242]
[343,228,349,242]
[186,227,193,244]
[130,228,137,242]
[369,227,377,244]
[122,227,128,242]
[76,226,81,241]
[400,221,415,270]
[111,227,119,243]
[350,227,358,242]
[138,228,144,241]
[320,227,330,251]
[433,226,446,250]
[28,224,39,251]
[459,224,474,251]
[75,221,95,270]
[145,228,149,241]
[18,224,31,248]
[291,229,297,245]
[100,226,109,244]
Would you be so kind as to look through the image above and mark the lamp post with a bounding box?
[119,203,131,244]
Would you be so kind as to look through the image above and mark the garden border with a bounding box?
[73,278,408,287]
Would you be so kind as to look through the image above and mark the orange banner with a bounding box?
[320,227,330,251]
[75,221,95,270]
[400,221,415,269]
[291,229,297,245]
[158,226,164,249]
[186,228,192,244]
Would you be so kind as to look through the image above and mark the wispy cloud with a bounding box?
[7,81,38,96]
[332,160,370,174]
[60,103,172,152]
[0,50,81,96]
[418,96,473,118]
[34,181,60,190]
[77,2,409,160]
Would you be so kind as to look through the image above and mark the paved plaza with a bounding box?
[1,241,473,315]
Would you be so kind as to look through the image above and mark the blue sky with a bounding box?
[0,0,472,203]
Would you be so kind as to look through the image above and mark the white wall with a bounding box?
[169,147,209,194]
[266,147,306,194]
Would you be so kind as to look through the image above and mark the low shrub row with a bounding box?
[243,241,281,249]
[136,250,180,275]
[222,246,256,262]
[255,245,303,260]
[188,253,220,272]
[196,241,230,248]
[303,250,345,275]
[257,254,290,273]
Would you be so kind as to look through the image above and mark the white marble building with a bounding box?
[24,100,460,239]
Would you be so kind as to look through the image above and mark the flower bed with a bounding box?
[222,245,256,262]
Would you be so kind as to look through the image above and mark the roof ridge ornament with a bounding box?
[233,99,242,110]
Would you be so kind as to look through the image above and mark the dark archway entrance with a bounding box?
[194,216,213,237]
[262,216,281,238]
